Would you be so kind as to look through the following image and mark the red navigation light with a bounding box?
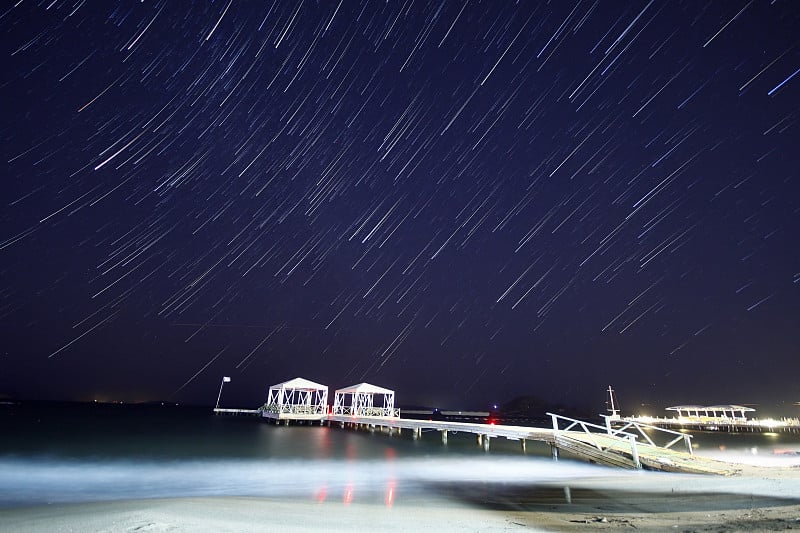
[343,484,354,505]
[315,486,327,503]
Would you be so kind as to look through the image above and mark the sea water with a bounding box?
[1,402,798,508]
[0,402,560,507]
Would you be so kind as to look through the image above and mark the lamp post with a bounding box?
[216,376,231,409]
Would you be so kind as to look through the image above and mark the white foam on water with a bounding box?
[0,455,626,506]
[2,454,798,507]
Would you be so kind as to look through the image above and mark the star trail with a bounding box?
[1,1,798,412]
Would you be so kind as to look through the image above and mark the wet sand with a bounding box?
[1,465,798,532]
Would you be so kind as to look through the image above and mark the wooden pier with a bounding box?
[552,431,737,475]
[215,407,737,475]
[213,408,260,416]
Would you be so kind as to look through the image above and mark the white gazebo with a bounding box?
[333,382,398,418]
[261,377,328,421]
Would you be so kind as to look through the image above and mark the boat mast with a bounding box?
[607,385,620,419]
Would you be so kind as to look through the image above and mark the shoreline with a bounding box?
[1,493,798,532]
[1,463,798,532]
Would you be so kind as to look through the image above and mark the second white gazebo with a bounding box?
[333,382,398,418]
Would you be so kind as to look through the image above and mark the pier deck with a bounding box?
[321,413,735,475]
[328,414,554,441]
[556,432,738,475]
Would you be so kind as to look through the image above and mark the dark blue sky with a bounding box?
[1,1,798,415]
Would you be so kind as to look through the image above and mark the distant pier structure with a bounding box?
[606,387,800,433]
[624,405,799,433]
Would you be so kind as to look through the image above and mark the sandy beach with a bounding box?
[2,463,798,533]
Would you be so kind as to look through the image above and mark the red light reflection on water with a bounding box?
[315,486,327,503]
[345,442,357,461]
[343,484,354,505]
[384,481,396,507]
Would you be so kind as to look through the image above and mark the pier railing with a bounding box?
[602,415,693,454]
[331,406,401,418]
[548,412,642,468]
[260,403,327,415]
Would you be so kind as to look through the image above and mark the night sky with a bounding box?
[2,1,798,415]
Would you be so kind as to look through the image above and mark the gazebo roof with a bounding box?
[335,382,394,395]
[667,404,755,412]
[706,405,755,412]
[270,377,327,391]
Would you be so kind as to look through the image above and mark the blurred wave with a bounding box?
[0,455,623,506]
